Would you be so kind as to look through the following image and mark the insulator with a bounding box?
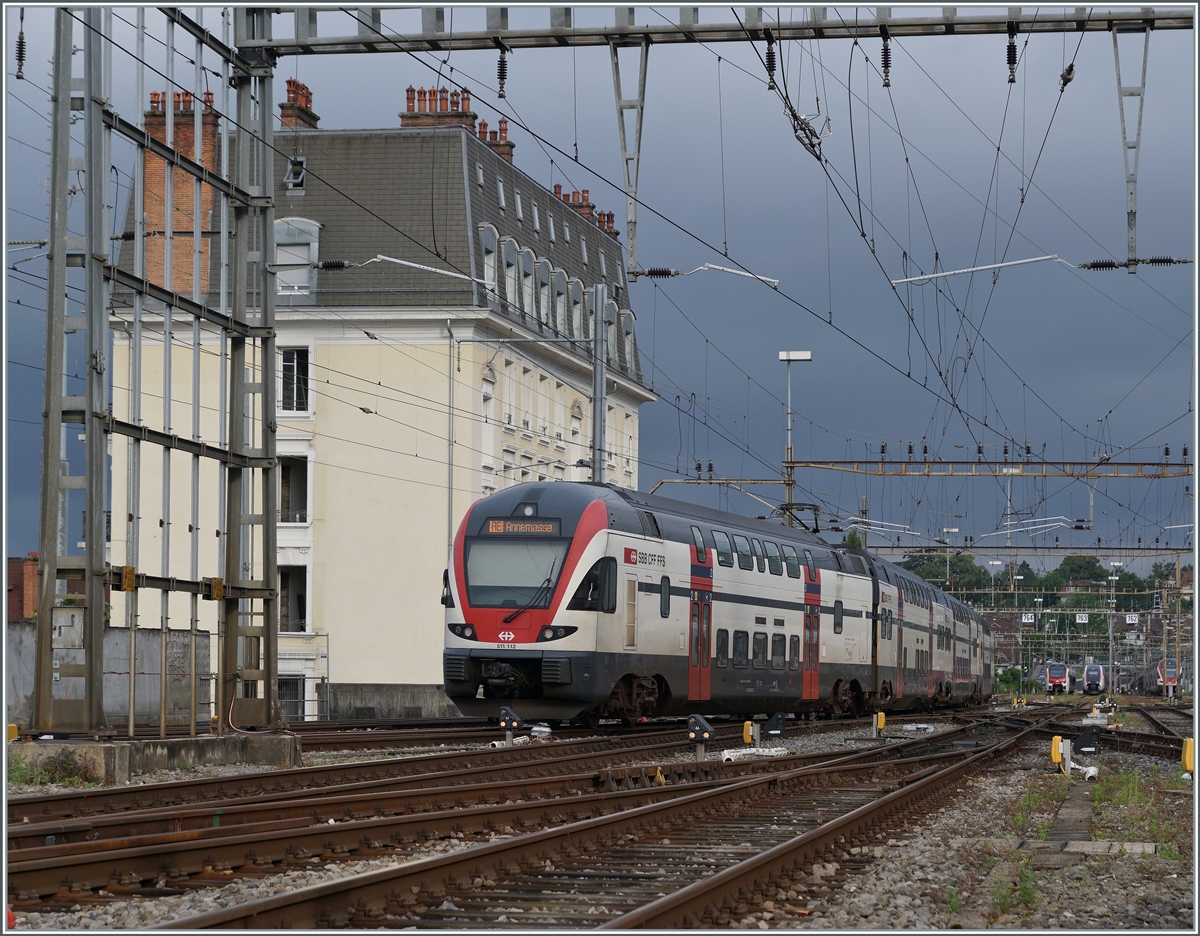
[1183,444,1189,461]
[707,460,714,476]
[922,443,928,461]
[497,50,508,99]
[880,40,891,88]
[317,259,350,270]
[695,460,703,476]
[880,442,887,457]
[1086,259,1120,270]
[1164,444,1170,460]
[1007,38,1017,84]
[1144,256,1175,265]
[907,442,914,460]
[1003,442,1009,459]
[15,7,26,80]
[643,267,674,278]
[765,42,777,91]
[976,443,983,461]
[1025,443,1031,457]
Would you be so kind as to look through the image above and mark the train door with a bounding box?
[623,573,638,649]
[688,525,714,701]
[802,609,821,698]
[688,599,712,700]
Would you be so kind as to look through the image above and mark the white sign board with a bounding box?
[1125,614,1139,625]
[1021,613,1035,624]
[1075,613,1090,624]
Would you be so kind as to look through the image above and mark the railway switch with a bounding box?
[763,713,787,742]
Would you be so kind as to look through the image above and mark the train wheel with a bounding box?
[575,711,600,730]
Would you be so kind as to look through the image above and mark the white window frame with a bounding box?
[515,189,524,222]
[279,344,314,416]
[479,223,500,311]
[274,218,322,301]
[580,233,588,266]
[502,237,520,316]
[532,202,540,234]
[520,248,536,323]
[548,211,556,244]
[537,259,552,331]
[477,162,484,187]
[497,177,507,211]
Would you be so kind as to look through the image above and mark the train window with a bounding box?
[566,556,617,613]
[763,541,783,575]
[715,628,729,667]
[751,539,766,572]
[752,633,768,668]
[771,634,786,669]
[690,525,708,563]
[712,531,734,567]
[773,617,785,628]
[732,534,754,571]
[789,635,800,669]
[701,605,711,667]
[803,549,817,579]
[833,600,844,634]
[733,630,749,667]
[690,604,699,667]
[755,615,767,628]
[660,576,671,617]
[781,544,801,578]
[904,647,908,671]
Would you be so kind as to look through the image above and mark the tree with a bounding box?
[843,530,863,548]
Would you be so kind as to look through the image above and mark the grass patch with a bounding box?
[1017,863,1038,907]
[991,879,1011,912]
[7,749,95,787]
[946,887,963,914]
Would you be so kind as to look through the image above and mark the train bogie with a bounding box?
[443,482,995,722]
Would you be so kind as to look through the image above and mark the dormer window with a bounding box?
[515,190,523,222]
[580,234,588,266]
[599,250,606,278]
[274,217,321,302]
[532,202,540,234]
[548,212,556,244]
[563,220,571,243]
[497,178,506,211]
[283,156,307,193]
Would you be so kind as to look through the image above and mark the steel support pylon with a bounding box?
[609,38,649,279]
[1112,26,1151,273]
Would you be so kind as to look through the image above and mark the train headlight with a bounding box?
[542,627,554,640]
[535,625,577,642]
[463,625,474,639]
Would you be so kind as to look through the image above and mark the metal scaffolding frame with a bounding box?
[34,7,280,736]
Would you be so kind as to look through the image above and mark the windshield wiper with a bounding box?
[503,557,557,624]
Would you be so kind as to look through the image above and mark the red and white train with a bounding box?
[442,482,995,724]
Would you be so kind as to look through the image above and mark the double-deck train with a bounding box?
[442,482,994,724]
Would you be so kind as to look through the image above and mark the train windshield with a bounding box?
[464,538,570,608]
[1048,664,1067,679]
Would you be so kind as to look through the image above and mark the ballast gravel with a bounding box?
[8,724,1193,930]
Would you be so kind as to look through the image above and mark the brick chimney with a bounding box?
[563,188,595,223]
[280,78,320,129]
[401,84,478,134]
[478,116,515,163]
[142,90,220,296]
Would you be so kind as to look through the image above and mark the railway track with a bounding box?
[6,718,1010,913]
[1132,704,1194,739]
[143,721,1033,929]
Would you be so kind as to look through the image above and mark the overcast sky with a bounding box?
[4,4,1196,575]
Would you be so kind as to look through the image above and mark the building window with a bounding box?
[479,224,499,311]
[274,218,321,299]
[477,162,484,187]
[599,249,606,278]
[553,269,568,336]
[548,211,556,244]
[279,456,309,522]
[502,238,519,317]
[279,566,307,633]
[532,202,540,233]
[497,178,506,211]
[537,260,552,332]
[569,279,584,340]
[280,348,310,412]
[515,189,523,221]
[283,156,307,193]
[520,249,536,324]
[581,233,588,266]
[563,219,570,243]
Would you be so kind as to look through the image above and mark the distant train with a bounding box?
[1082,663,1106,695]
[1042,662,1072,694]
[1125,657,1179,695]
[443,482,995,725]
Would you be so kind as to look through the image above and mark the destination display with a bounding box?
[484,517,562,536]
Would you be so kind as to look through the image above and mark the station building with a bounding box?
[109,81,655,719]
